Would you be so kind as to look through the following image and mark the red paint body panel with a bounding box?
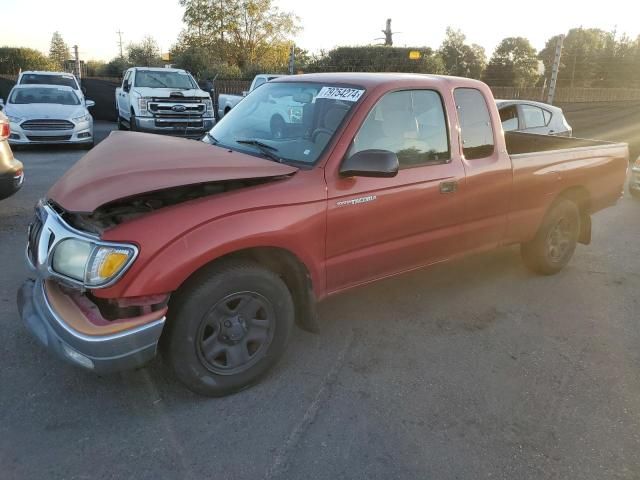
[46,73,628,305]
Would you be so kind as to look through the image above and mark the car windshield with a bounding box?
[9,87,80,105]
[19,74,78,90]
[135,70,197,89]
[208,82,365,165]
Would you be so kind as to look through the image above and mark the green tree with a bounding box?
[175,0,300,74]
[438,27,486,79]
[49,31,69,70]
[484,37,539,87]
[127,36,163,67]
[0,46,55,74]
[306,46,445,74]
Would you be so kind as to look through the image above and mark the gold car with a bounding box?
[0,111,24,200]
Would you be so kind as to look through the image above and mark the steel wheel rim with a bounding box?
[546,216,574,262]
[196,291,275,376]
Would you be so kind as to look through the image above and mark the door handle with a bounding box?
[439,180,458,194]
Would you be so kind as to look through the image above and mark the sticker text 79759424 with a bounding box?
[316,87,365,102]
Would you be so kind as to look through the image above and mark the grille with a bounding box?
[26,135,72,142]
[21,119,74,131]
[149,104,205,114]
[27,215,43,265]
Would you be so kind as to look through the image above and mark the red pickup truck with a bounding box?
[18,73,628,396]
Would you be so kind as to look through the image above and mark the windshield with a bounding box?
[134,70,197,89]
[19,74,78,90]
[9,87,80,105]
[208,82,365,165]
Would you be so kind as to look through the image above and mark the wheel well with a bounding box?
[557,186,592,244]
[176,247,319,332]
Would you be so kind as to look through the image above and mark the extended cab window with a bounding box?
[454,88,495,159]
[350,90,450,167]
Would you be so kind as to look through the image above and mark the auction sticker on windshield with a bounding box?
[316,87,364,102]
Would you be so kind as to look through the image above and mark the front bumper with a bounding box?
[17,279,166,373]
[0,169,24,200]
[9,120,93,145]
[136,116,214,138]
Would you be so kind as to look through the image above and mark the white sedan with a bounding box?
[4,85,95,148]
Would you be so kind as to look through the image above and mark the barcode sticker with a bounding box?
[316,87,364,102]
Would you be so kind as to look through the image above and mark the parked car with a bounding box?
[0,111,24,200]
[115,67,214,138]
[629,156,640,199]
[17,71,85,104]
[217,74,283,119]
[4,85,94,148]
[18,73,628,397]
[497,99,572,136]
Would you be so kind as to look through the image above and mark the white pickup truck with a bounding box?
[115,67,214,138]
[217,74,282,118]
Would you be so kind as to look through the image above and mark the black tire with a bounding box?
[162,261,294,397]
[521,199,581,275]
[117,112,127,130]
[129,110,137,131]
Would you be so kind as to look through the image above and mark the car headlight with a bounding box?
[73,113,91,123]
[7,115,23,124]
[52,239,137,287]
[138,97,151,113]
[204,99,213,115]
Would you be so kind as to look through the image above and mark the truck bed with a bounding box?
[504,131,628,244]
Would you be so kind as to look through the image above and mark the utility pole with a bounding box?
[288,44,295,75]
[116,30,124,58]
[73,45,81,83]
[546,34,564,105]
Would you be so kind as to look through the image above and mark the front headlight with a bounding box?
[138,97,151,113]
[204,99,213,115]
[7,115,23,124]
[52,239,137,287]
[73,113,91,123]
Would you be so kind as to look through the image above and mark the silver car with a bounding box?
[497,99,572,136]
[4,85,95,148]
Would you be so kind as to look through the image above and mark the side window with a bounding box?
[499,105,519,132]
[350,89,450,168]
[122,71,131,89]
[454,88,495,160]
[521,105,546,128]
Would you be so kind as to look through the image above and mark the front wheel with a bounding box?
[521,199,581,275]
[162,261,294,397]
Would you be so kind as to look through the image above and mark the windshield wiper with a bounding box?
[236,139,283,163]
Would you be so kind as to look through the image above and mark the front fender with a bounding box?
[95,202,327,300]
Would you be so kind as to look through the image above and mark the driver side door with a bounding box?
[324,89,467,293]
[117,70,132,118]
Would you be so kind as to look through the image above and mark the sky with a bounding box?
[1,0,638,62]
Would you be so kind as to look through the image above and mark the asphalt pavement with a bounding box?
[1,121,640,479]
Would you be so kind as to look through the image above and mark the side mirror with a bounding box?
[123,82,130,93]
[340,149,399,178]
[242,90,249,97]
[85,100,95,108]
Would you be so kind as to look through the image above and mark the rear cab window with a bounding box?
[454,88,495,159]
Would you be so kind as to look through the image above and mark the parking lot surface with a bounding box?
[1,120,639,479]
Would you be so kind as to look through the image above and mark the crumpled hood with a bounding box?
[48,131,298,213]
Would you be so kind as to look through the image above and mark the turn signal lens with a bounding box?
[86,247,135,286]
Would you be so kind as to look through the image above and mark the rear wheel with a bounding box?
[162,261,294,397]
[521,199,580,275]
